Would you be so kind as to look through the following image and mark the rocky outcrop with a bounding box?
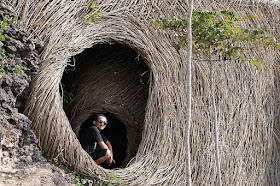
[0,4,74,185]
[0,3,42,170]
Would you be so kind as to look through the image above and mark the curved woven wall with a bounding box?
[5,0,280,185]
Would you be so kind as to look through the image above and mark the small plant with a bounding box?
[93,172,126,186]
[10,17,21,25]
[49,157,61,167]
[87,1,103,24]
[108,172,125,186]
[13,66,23,75]
[49,158,87,186]
[0,65,5,75]
[71,172,87,186]
[0,16,8,61]
[0,15,22,75]
[37,148,43,156]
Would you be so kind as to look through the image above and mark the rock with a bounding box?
[11,74,29,97]
[0,88,9,101]
[5,45,17,53]
[31,39,44,52]
[2,102,16,113]
[0,4,75,185]
[2,72,13,86]
[5,35,25,52]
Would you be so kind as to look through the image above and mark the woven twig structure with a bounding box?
[5,0,280,185]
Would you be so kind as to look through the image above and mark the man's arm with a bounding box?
[106,141,113,158]
[98,141,109,150]
[98,141,114,165]
[104,141,114,165]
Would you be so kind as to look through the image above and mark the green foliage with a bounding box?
[71,172,87,186]
[13,66,23,75]
[0,65,24,76]
[0,15,19,61]
[107,172,125,186]
[0,16,7,61]
[49,158,87,186]
[50,157,61,167]
[49,157,125,186]
[152,10,280,71]
[0,65,5,75]
[0,16,22,75]
[94,172,125,186]
[37,148,43,156]
[49,159,86,186]
[70,171,125,186]
[87,1,103,24]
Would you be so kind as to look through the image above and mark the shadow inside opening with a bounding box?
[79,113,127,169]
[61,43,150,168]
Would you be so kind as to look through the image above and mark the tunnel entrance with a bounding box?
[61,43,150,168]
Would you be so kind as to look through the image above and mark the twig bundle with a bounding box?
[4,0,280,185]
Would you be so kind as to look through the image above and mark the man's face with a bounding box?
[93,116,107,130]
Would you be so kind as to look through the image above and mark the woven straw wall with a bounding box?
[5,0,280,185]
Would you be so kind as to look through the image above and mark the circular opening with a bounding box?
[61,43,150,168]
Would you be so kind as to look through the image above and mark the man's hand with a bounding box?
[106,151,115,166]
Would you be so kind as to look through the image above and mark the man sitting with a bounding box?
[79,114,114,165]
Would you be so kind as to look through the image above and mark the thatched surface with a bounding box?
[5,0,280,185]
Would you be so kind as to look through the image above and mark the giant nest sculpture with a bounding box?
[5,0,280,185]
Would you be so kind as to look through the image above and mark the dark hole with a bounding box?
[102,113,127,169]
[79,113,127,169]
[61,43,149,169]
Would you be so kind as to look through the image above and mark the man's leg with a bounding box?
[93,149,111,165]
[95,156,107,164]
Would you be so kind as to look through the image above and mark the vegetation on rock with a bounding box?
[0,16,7,62]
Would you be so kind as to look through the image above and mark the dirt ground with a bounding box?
[0,162,75,186]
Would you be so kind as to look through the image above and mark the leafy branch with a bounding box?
[152,10,279,71]
[87,1,103,24]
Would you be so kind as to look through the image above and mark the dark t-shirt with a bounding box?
[79,126,108,155]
